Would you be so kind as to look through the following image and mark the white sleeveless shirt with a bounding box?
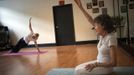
[97,33,117,63]
[24,33,37,44]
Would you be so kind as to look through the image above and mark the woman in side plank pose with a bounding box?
[10,18,41,53]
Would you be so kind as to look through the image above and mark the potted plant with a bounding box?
[112,16,124,28]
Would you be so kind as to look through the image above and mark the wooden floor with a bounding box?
[0,44,134,75]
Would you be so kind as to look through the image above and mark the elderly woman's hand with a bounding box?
[85,63,97,72]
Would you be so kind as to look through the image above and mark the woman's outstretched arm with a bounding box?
[29,17,34,33]
[74,0,94,25]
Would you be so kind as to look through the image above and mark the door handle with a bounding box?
[56,26,59,29]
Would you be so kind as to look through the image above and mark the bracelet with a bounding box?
[96,62,101,67]
[96,62,103,67]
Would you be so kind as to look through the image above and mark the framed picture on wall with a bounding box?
[102,8,107,14]
[99,1,104,7]
[87,3,92,9]
[121,6,127,13]
[92,0,98,6]
[92,8,99,13]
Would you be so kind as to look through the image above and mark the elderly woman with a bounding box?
[74,0,117,75]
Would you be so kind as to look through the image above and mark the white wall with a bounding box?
[0,0,57,45]
[0,0,114,45]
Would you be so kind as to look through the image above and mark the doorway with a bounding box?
[53,4,75,46]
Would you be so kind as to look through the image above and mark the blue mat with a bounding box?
[113,67,134,75]
[47,67,134,75]
[47,68,74,75]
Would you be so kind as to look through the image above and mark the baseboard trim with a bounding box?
[27,40,98,48]
[75,40,98,45]
[28,43,57,48]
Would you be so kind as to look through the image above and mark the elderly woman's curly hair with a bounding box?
[94,14,116,33]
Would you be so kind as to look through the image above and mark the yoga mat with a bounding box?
[47,67,134,75]
[0,51,48,56]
